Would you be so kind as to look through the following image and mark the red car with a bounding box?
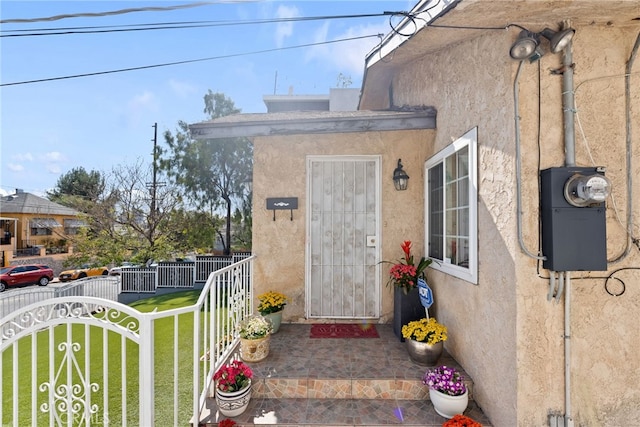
[0,264,54,292]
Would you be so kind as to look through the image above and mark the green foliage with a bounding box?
[160,92,253,255]
[164,208,223,254]
[47,166,105,209]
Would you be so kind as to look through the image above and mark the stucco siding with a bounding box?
[389,23,640,427]
[392,33,520,426]
[252,130,435,323]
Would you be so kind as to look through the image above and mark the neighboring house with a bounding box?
[0,189,84,262]
[190,1,639,426]
[263,87,360,112]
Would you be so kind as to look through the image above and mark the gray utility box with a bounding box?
[540,167,607,271]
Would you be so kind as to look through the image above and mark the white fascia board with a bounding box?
[365,0,459,69]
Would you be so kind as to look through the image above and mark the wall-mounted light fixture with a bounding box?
[509,27,575,61]
[393,159,409,191]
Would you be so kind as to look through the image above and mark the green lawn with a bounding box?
[2,290,208,426]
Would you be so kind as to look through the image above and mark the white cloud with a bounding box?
[124,91,159,127]
[46,164,62,174]
[7,163,24,172]
[168,79,197,98]
[44,151,65,162]
[305,22,388,78]
[12,153,34,162]
[274,5,299,48]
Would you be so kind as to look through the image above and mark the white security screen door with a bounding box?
[306,156,380,319]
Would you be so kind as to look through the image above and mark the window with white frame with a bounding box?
[425,127,478,284]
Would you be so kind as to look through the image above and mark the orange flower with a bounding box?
[442,414,482,427]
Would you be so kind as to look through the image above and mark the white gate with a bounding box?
[306,156,381,319]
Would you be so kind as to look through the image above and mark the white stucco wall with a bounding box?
[389,25,640,427]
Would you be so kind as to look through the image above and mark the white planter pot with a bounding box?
[215,380,252,417]
[429,388,469,419]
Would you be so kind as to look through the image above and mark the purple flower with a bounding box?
[422,365,467,396]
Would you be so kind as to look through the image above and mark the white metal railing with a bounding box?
[119,253,252,293]
[0,255,255,426]
[157,262,195,288]
[0,276,120,319]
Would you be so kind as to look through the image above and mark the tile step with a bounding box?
[201,397,492,426]
[250,377,475,401]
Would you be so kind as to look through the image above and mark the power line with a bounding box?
[0,2,222,24]
[0,34,382,87]
[1,13,396,38]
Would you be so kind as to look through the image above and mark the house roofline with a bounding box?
[189,109,436,139]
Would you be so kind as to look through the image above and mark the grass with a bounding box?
[1,290,209,426]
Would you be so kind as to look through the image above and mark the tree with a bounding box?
[47,167,105,211]
[65,160,182,266]
[160,91,253,255]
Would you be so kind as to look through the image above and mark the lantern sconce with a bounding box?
[393,159,409,191]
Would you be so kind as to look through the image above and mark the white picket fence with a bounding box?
[0,255,255,426]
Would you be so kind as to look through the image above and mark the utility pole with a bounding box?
[151,123,158,222]
[146,123,165,248]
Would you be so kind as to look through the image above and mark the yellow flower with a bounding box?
[257,291,288,314]
[401,318,447,345]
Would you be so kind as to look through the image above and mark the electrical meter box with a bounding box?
[540,167,607,271]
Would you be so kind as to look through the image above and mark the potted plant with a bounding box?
[442,414,483,427]
[423,365,469,419]
[238,315,272,362]
[384,240,433,340]
[401,317,447,365]
[257,290,288,333]
[213,359,253,417]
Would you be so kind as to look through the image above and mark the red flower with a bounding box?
[213,360,253,392]
[384,240,432,294]
[218,419,237,427]
[401,240,412,260]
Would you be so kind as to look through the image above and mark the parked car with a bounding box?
[58,265,109,282]
[0,264,54,292]
[108,262,140,276]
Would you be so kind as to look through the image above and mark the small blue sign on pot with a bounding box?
[418,278,433,308]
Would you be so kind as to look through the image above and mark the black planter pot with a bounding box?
[393,286,426,341]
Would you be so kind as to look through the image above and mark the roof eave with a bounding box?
[189,110,436,139]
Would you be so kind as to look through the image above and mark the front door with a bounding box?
[306,156,380,319]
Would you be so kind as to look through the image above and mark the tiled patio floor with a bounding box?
[204,323,492,426]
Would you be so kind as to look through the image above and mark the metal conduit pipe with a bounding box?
[610,32,640,263]
[514,60,546,261]
[559,33,576,427]
[564,271,573,427]
[562,36,577,167]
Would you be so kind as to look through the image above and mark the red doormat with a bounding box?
[310,323,379,338]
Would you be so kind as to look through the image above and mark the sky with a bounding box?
[0,0,414,197]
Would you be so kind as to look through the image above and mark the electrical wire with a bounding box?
[0,2,222,24]
[0,34,380,87]
[1,12,400,38]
